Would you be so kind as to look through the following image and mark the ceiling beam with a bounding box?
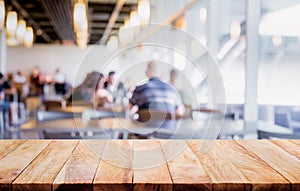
[11,0,52,43]
[101,0,126,43]
[88,0,137,5]
[40,0,75,42]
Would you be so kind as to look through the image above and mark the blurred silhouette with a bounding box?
[129,61,182,120]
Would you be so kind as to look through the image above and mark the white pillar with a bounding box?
[0,30,6,73]
[207,0,220,57]
[244,0,261,122]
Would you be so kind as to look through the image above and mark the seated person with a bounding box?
[53,67,67,95]
[29,66,44,95]
[104,71,126,102]
[94,73,113,107]
[129,61,182,122]
[0,73,17,101]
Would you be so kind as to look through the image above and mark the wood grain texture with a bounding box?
[160,140,212,191]
[0,140,26,159]
[133,140,172,191]
[215,140,289,191]
[53,140,106,191]
[237,140,300,191]
[271,140,300,160]
[93,140,133,191]
[188,140,251,191]
[0,140,299,190]
[0,140,50,191]
[12,140,78,191]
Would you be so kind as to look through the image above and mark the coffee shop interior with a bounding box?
[0,0,300,140]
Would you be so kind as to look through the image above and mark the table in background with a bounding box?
[0,140,299,190]
[19,118,295,139]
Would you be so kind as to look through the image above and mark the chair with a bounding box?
[257,130,300,139]
[42,129,111,139]
[136,109,173,123]
[69,100,94,107]
[44,100,66,111]
[36,110,80,122]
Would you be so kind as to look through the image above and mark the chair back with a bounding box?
[36,110,79,122]
[275,113,292,129]
[44,100,66,111]
[42,129,110,139]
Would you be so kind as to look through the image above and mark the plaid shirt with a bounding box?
[129,78,180,115]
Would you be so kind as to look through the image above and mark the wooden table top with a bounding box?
[0,140,300,191]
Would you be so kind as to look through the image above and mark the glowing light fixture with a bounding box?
[106,35,119,52]
[16,19,26,43]
[137,0,150,25]
[230,21,241,39]
[73,1,88,49]
[199,7,207,22]
[272,36,282,47]
[73,1,87,32]
[0,0,5,30]
[6,11,18,37]
[24,27,33,48]
[130,11,141,26]
[119,27,134,44]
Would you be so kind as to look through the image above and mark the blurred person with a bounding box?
[170,69,192,117]
[0,73,17,104]
[53,68,67,95]
[94,73,113,107]
[104,71,126,101]
[13,71,29,101]
[129,61,183,119]
[13,70,26,84]
[30,66,44,95]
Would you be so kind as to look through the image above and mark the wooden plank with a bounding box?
[160,140,212,191]
[290,140,300,146]
[133,140,172,191]
[53,140,106,191]
[271,140,300,160]
[238,140,300,190]
[13,140,78,191]
[188,140,251,191]
[215,140,289,191]
[0,140,51,191]
[93,140,133,191]
[0,140,26,160]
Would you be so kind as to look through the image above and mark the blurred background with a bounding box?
[1,0,300,139]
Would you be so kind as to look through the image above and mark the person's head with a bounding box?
[107,71,116,84]
[55,67,60,73]
[170,69,179,84]
[146,61,161,78]
[96,73,105,89]
[33,66,40,75]
[0,72,3,84]
[17,70,22,76]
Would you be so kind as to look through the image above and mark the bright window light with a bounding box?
[259,4,300,36]
[199,7,207,22]
[230,21,241,39]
